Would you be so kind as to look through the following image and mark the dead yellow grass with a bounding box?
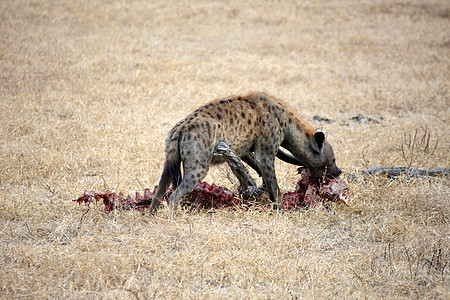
[0,0,449,298]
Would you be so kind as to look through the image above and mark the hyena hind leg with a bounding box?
[169,165,209,215]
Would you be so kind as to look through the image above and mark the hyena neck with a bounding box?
[282,117,316,163]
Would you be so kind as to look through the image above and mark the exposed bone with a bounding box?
[213,140,264,199]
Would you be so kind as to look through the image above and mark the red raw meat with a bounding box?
[73,169,349,212]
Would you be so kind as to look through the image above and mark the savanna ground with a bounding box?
[1,0,449,298]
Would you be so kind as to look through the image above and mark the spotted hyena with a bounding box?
[150,92,341,213]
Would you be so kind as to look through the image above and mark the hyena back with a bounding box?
[150,92,341,213]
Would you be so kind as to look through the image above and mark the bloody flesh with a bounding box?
[73,168,349,212]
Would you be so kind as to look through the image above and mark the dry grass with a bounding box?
[1,0,449,298]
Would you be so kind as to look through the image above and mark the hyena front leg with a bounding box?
[242,153,263,177]
[256,152,282,209]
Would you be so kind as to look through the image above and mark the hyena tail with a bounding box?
[149,131,182,213]
[167,145,182,189]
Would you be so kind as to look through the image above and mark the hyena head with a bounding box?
[306,132,342,180]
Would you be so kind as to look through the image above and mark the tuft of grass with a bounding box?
[401,127,440,169]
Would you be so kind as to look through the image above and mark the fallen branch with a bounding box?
[355,167,449,178]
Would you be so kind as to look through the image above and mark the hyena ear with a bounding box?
[311,132,325,153]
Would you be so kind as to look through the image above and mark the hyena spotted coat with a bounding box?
[150,92,341,213]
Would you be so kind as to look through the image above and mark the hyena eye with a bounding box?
[333,159,336,163]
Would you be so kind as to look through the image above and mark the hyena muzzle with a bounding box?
[149,92,341,214]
